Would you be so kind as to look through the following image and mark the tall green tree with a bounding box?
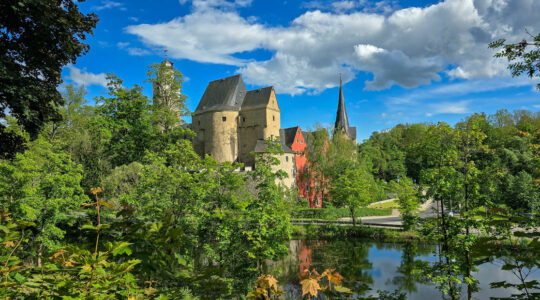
[329,161,377,226]
[245,139,292,273]
[0,0,98,154]
[0,136,86,266]
[390,177,420,231]
[97,75,154,167]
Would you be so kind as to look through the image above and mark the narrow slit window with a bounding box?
[222,116,226,122]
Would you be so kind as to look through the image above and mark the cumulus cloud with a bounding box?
[126,0,540,94]
[65,66,108,88]
[93,0,126,11]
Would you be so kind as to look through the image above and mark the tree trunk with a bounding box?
[351,208,356,227]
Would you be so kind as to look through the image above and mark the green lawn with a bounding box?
[291,207,392,220]
[368,200,399,210]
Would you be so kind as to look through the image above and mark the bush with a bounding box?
[291,207,391,220]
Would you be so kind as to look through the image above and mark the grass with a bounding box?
[368,200,399,210]
[291,223,426,242]
[291,207,392,220]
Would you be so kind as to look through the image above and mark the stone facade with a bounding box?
[191,74,296,189]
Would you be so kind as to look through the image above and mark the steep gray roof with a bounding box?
[334,75,356,141]
[195,75,246,114]
[242,86,275,110]
[253,138,294,154]
[280,127,299,148]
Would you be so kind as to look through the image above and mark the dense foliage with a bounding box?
[0,0,98,157]
[0,59,293,297]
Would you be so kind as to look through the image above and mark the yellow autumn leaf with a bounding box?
[99,201,114,208]
[3,241,15,248]
[265,275,278,292]
[90,187,103,195]
[52,249,67,259]
[334,285,353,294]
[326,269,344,286]
[63,260,74,267]
[301,278,320,297]
[82,264,92,272]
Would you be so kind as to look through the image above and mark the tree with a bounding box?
[0,136,86,266]
[0,0,98,154]
[329,162,377,226]
[97,75,154,167]
[245,139,292,273]
[490,31,540,90]
[390,177,420,231]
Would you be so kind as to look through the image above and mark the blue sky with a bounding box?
[63,0,539,141]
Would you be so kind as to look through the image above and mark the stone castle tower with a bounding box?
[152,58,183,130]
[191,75,282,166]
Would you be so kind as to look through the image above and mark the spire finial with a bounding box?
[164,49,168,59]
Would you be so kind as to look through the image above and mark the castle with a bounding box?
[153,59,356,205]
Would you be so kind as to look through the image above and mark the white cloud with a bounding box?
[127,48,152,56]
[427,100,470,116]
[117,42,130,49]
[94,1,126,11]
[126,9,268,65]
[179,0,252,10]
[380,112,388,118]
[126,0,540,95]
[65,66,108,88]
[388,77,536,106]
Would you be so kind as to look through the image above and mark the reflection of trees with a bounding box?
[309,240,374,294]
[390,242,431,293]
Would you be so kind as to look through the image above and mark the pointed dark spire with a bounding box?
[335,74,351,138]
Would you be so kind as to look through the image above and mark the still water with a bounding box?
[266,239,539,299]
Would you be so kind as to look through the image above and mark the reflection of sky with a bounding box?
[274,241,540,300]
[365,243,540,299]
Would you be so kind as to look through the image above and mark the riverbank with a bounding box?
[291,223,428,242]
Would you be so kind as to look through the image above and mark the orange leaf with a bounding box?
[90,187,102,195]
[301,278,320,297]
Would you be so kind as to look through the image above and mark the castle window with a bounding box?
[296,139,299,144]
[242,117,246,122]
[286,156,289,162]
[222,116,226,122]
[316,198,320,207]
[198,120,200,126]
[273,115,275,121]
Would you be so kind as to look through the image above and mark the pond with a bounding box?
[266,239,540,299]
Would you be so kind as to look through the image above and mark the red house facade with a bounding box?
[281,126,324,208]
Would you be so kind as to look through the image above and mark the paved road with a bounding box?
[345,199,437,227]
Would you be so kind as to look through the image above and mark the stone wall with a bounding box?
[191,110,239,162]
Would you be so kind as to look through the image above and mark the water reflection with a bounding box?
[266,239,540,299]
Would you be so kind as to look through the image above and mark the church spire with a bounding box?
[335,74,351,137]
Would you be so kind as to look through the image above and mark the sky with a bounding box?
[63,0,540,141]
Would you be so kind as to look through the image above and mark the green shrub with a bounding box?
[291,207,391,220]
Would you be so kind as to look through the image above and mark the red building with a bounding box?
[280,76,355,208]
[281,126,324,208]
